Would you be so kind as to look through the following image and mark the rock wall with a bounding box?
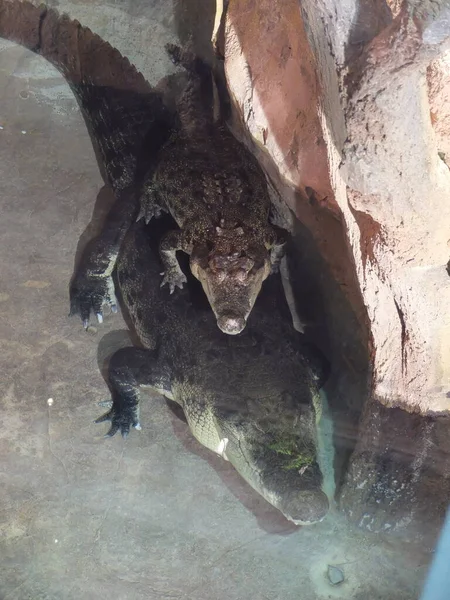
[222,0,450,542]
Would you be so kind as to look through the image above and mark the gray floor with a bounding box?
[0,14,431,600]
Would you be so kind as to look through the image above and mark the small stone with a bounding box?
[327,565,345,586]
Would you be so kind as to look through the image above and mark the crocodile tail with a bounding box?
[165,42,216,139]
[165,43,210,77]
[0,0,171,191]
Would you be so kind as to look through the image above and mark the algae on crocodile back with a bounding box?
[268,435,315,471]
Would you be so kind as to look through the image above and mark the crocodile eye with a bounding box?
[235,269,248,282]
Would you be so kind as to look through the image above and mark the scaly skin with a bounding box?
[3,2,327,523]
[95,217,329,525]
[0,0,172,327]
[138,44,287,335]
[1,3,286,334]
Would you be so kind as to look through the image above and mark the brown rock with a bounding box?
[222,0,450,541]
[224,0,450,412]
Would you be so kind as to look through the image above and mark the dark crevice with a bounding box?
[32,4,47,53]
[393,298,407,376]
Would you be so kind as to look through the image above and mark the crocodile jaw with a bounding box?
[192,258,271,335]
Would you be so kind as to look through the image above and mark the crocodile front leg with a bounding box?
[95,347,173,438]
[136,173,168,224]
[70,186,138,328]
[159,229,192,294]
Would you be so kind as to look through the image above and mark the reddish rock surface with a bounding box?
[222,0,450,541]
[224,0,450,414]
[223,0,371,361]
[224,0,333,200]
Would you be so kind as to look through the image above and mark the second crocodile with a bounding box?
[95,214,329,525]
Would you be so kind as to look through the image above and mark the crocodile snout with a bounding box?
[281,489,329,526]
[217,313,246,335]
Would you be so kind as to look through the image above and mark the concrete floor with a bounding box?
[0,4,433,599]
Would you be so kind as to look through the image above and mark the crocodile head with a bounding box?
[190,227,271,335]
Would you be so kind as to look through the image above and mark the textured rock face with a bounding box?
[224,1,333,199]
[222,0,450,541]
[342,6,450,414]
[224,0,450,414]
[223,0,372,395]
[338,400,450,545]
[428,50,450,171]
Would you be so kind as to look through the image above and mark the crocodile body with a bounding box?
[1,2,286,334]
[138,44,286,335]
[96,215,329,525]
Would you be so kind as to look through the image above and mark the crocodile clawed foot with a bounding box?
[160,268,187,294]
[137,203,164,225]
[137,187,166,224]
[95,404,141,439]
[70,273,117,329]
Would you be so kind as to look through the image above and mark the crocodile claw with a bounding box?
[137,189,166,224]
[160,268,187,294]
[95,405,141,438]
[104,423,121,438]
[70,273,117,329]
[137,205,152,225]
[94,412,110,424]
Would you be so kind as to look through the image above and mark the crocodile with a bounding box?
[95,214,329,525]
[1,1,286,335]
[138,44,287,335]
[2,1,329,523]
